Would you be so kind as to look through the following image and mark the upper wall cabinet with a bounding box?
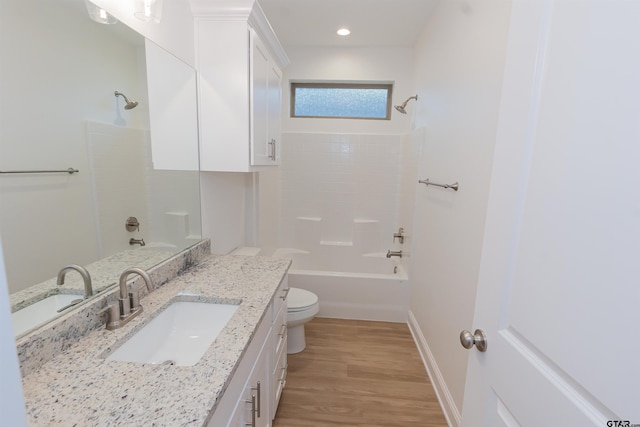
[192,0,289,172]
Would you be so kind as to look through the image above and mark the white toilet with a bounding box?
[286,287,319,354]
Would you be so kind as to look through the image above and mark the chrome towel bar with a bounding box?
[418,178,459,191]
[0,168,79,175]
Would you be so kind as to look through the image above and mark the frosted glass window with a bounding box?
[291,83,392,120]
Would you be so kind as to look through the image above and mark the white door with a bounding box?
[461,0,640,425]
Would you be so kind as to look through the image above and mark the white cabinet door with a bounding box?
[251,33,272,166]
[227,333,271,427]
[461,0,640,425]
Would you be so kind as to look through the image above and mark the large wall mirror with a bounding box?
[0,0,201,337]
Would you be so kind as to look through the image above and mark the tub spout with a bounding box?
[129,238,145,246]
[386,250,402,259]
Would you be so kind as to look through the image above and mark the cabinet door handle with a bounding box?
[245,394,256,427]
[250,381,261,418]
[269,139,276,161]
[277,323,287,337]
[279,364,288,383]
[280,287,290,300]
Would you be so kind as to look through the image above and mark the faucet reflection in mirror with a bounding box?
[57,265,93,298]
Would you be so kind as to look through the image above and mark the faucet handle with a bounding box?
[99,303,120,329]
[393,227,405,244]
[129,289,142,312]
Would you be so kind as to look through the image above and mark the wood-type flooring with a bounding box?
[273,317,449,427]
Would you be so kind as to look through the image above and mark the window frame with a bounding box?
[290,82,394,120]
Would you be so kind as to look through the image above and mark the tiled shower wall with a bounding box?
[279,132,407,270]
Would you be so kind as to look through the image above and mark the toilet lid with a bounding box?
[287,288,318,312]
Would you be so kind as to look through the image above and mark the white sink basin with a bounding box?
[106,301,239,366]
[12,294,83,337]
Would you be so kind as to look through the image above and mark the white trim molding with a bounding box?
[407,310,461,427]
[189,0,289,69]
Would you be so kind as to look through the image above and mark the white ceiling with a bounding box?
[259,0,439,48]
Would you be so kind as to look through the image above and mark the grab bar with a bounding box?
[418,178,459,191]
[0,168,79,175]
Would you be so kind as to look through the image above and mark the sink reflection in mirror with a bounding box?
[12,293,84,337]
[2,0,201,338]
[105,301,239,366]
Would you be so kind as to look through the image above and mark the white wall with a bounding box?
[406,1,512,424]
[200,172,252,254]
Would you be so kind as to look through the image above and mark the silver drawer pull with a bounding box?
[277,323,287,337]
[245,394,256,427]
[250,381,261,418]
[280,288,290,300]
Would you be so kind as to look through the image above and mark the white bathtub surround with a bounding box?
[274,132,410,323]
[20,253,290,425]
[263,244,410,322]
[280,133,407,259]
[15,239,210,377]
[287,265,409,323]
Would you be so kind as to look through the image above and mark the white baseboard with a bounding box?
[317,301,407,323]
[407,310,461,427]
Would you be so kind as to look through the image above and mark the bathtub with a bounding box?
[233,247,410,322]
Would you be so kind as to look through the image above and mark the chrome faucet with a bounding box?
[386,250,403,258]
[102,267,153,330]
[129,238,146,246]
[57,264,93,299]
[393,227,405,244]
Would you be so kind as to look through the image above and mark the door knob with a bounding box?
[460,329,487,352]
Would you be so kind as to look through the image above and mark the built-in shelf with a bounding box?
[363,252,389,258]
[296,216,322,222]
[271,248,309,257]
[319,241,354,247]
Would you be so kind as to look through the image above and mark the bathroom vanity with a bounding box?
[18,243,290,426]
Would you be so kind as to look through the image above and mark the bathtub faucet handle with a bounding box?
[393,227,405,244]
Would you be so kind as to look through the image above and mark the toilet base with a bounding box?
[287,324,307,354]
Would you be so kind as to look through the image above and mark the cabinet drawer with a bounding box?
[273,301,287,357]
[272,336,287,418]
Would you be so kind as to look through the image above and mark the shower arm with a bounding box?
[398,95,418,109]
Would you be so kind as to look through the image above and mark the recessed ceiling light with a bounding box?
[337,28,351,36]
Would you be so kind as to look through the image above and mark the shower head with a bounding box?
[114,91,138,110]
[394,95,418,114]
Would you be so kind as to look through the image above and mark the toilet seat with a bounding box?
[287,287,318,312]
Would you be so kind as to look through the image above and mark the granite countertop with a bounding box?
[20,254,291,426]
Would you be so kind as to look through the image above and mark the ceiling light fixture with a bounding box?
[134,0,164,23]
[337,28,351,36]
[84,0,117,24]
